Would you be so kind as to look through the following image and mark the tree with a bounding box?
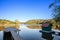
[49,0,60,22]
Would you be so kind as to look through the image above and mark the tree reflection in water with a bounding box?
[42,32,53,40]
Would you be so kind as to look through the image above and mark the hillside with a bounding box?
[0,19,15,24]
[25,19,60,30]
[25,19,51,24]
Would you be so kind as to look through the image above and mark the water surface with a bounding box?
[19,24,60,40]
[0,24,60,40]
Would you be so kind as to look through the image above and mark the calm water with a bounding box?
[0,24,60,40]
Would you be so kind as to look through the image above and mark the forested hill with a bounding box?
[25,19,54,24]
[0,19,15,24]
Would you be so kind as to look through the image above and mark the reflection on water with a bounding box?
[0,24,60,40]
[19,24,42,40]
[19,24,60,40]
[42,32,53,40]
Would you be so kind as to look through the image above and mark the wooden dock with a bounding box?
[3,28,22,40]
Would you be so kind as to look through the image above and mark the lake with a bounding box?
[0,24,60,40]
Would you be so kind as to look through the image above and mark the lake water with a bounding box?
[0,24,60,40]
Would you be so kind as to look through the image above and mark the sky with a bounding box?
[0,0,54,22]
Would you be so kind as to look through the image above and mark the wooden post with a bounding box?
[3,31,14,40]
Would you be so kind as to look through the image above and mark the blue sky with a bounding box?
[0,0,54,22]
